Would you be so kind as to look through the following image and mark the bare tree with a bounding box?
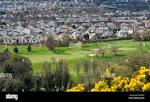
[45,35,57,53]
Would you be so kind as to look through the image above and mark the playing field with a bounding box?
[0,40,150,74]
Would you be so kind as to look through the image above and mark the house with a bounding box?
[70,30,82,40]
[116,30,129,37]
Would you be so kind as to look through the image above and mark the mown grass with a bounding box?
[0,40,150,74]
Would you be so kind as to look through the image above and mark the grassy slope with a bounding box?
[0,40,150,74]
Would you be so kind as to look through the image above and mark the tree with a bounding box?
[75,62,81,79]
[41,62,55,91]
[64,21,71,27]
[2,53,33,91]
[46,35,57,53]
[41,60,71,92]
[13,47,19,54]
[58,34,70,47]
[27,44,32,52]
[133,29,150,41]
[54,59,70,91]
[0,51,34,91]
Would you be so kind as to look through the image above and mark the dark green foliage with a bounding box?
[27,44,32,52]
[31,75,42,92]
[0,79,7,91]
[13,47,19,54]
[5,79,23,92]
[0,50,33,92]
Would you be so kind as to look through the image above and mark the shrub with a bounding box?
[0,52,33,91]
[80,60,100,86]
[126,53,150,72]
[66,66,150,92]
[27,44,32,52]
[66,84,85,92]
[0,51,35,92]
[13,47,19,54]
[5,79,23,92]
[54,59,70,91]
[41,59,71,92]
[4,48,9,52]
[0,50,11,62]
[41,62,55,92]
[0,79,7,91]
[34,75,42,92]
[74,62,81,80]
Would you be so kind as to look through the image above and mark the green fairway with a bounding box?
[0,40,150,74]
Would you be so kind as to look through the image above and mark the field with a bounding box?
[0,40,150,75]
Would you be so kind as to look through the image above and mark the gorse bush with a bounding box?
[73,60,133,87]
[67,66,150,92]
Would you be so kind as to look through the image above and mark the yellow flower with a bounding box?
[140,66,147,70]
[100,88,112,92]
[91,81,110,92]
[66,84,85,92]
[66,66,150,92]
[138,66,150,76]
[106,68,111,74]
[91,88,100,92]
[111,86,118,91]
[136,74,146,80]
[95,81,108,89]
[142,83,150,91]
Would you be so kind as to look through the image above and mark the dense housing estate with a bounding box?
[0,0,150,44]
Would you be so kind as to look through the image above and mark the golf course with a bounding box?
[0,39,150,74]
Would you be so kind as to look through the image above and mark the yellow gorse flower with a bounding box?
[66,84,85,92]
[66,66,150,92]
[142,83,150,91]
